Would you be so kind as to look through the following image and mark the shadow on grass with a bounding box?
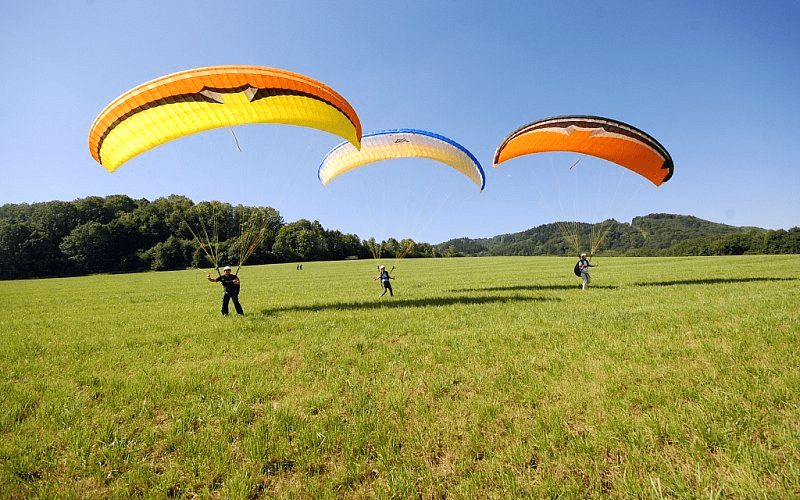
[634,277,797,287]
[450,284,618,293]
[259,294,558,316]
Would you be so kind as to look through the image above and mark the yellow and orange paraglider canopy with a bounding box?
[89,65,362,171]
[494,115,673,186]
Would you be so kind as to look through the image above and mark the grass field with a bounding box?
[1,255,799,498]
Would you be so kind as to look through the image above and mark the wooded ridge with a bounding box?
[1,196,797,279]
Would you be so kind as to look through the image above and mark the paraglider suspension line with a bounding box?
[230,127,242,152]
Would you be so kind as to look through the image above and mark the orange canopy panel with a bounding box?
[494,116,673,186]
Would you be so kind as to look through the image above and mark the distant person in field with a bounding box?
[576,253,595,290]
[207,266,244,315]
[374,264,394,297]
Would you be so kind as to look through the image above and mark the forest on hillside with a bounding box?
[2,197,798,280]
[437,214,799,257]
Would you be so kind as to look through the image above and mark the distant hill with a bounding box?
[436,214,768,256]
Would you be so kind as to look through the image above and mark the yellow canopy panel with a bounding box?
[89,65,362,171]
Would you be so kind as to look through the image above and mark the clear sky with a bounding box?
[1,1,798,242]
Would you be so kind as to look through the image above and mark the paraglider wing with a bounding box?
[89,65,362,171]
[493,116,673,185]
[318,129,485,190]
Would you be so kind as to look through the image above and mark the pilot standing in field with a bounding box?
[577,253,595,290]
[207,266,244,315]
[374,265,394,297]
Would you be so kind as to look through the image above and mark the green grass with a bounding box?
[1,255,799,498]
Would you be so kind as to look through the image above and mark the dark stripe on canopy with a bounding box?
[494,115,674,183]
[96,87,354,166]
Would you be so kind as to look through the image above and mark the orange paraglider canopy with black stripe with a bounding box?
[494,115,673,186]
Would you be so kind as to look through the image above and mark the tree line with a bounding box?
[437,214,800,257]
[0,195,439,280]
[2,199,797,280]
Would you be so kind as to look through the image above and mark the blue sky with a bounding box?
[1,1,798,242]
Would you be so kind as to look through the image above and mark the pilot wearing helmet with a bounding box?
[207,266,243,315]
